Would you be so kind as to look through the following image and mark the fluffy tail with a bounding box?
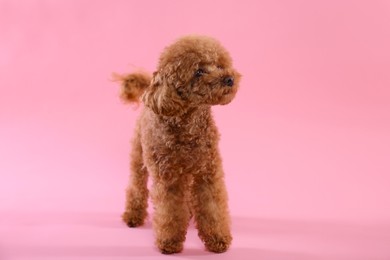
[112,72,151,103]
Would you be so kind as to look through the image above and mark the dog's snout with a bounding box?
[223,77,234,87]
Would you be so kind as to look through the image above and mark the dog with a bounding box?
[114,35,241,254]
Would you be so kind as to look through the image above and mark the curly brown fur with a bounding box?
[112,71,151,103]
[116,35,241,254]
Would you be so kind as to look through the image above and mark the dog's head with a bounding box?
[143,35,241,116]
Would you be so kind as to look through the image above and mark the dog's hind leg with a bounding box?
[122,128,149,227]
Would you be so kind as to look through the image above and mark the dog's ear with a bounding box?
[142,72,186,116]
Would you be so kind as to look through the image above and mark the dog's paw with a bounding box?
[122,211,145,228]
[203,234,232,253]
[156,239,184,254]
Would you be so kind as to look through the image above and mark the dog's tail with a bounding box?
[112,72,151,103]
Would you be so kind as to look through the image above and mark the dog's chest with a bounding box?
[142,116,219,174]
[161,121,213,153]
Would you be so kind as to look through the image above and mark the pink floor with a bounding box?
[1,1,390,259]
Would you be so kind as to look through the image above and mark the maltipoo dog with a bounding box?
[114,35,241,254]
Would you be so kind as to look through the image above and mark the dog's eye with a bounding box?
[195,69,205,77]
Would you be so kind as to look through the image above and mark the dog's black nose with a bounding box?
[223,77,234,87]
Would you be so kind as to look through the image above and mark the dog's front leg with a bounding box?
[191,170,232,253]
[151,174,191,254]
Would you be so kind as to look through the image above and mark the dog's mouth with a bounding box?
[194,92,206,97]
[190,84,237,106]
[222,89,232,95]
[194,88,231,96]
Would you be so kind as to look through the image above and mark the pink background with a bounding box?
[1,0,390,259]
